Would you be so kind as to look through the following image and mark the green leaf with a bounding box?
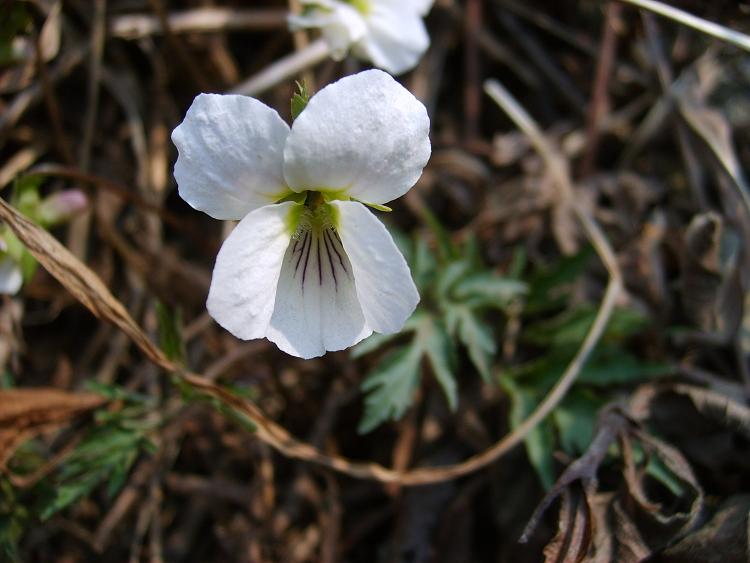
[411,236,437,291]
[351,331,405,359]
[577,347,668,386]
[501,377,555,489]
[525,247,593,313]
[553,389,602,455]
[449,305,496,383]
[421,318,458,410]
[291,80,310,120]
[524,306,650,348]
[359,345,423,434]
[452,273,527,309]
[435,259,472,304]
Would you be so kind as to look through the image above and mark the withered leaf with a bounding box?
[653,495,750,563]
[0,387,105,469]
[543,484,592,563]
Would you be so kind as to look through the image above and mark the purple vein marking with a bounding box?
[316,234,323,286]
[325,229,347,274]
[322,231,338,290]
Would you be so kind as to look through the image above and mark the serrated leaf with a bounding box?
[351,331,404,359]
[501,377,555,489]
[450,305,496,382]
[421,318,458,410]
[524,305,650,347]
[435,259,472,303]
[525,248,594,313]
[452,273,527,309]
[359,345,422,434]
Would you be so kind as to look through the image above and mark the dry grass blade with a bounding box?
[619,0,750,52]
[0,197,170,369]
[0,387,106,469]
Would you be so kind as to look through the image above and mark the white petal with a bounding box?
[206,202,297,340]
[172,93,290,220]
[267,225,370,359]
[331,201,418,333]
[289,2,366,60]
[283,69,430,205]
[0,257,22,294]
[355,1,430,74]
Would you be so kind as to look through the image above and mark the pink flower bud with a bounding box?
[37,190,89,226]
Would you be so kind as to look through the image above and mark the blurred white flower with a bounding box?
[289,0,433,75]
[0,254,22,295]
[172,69,430,359]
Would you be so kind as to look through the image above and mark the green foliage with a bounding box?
[291,80,310,120]
[355,228,527,433]
[37,386,157,520]
[502,251,669,488]
[156,301,185,363]
[0,382,157,556]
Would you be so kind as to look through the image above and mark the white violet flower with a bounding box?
[289,0,433,75]
[172,69,431,359]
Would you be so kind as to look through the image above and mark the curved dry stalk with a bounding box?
[0,77,621,484]
[619,0,750,52]
[229,39,330,97]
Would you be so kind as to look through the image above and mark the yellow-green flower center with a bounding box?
[345,0,370,16]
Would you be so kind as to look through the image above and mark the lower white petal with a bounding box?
[267,224,370,359]
[331,201,419,333]
[207,202,297,340]
[0,257,22,294]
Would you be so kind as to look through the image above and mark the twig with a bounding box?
[463,0,482,140]
[619,0,750,52]
[34,30,74,165]
[68,0,107,260]
[110,8,287,39]
[229,39,330,97]
[579,2,622,177]
[0,44,87,142]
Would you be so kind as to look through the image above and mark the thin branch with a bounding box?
[110,8,286,39]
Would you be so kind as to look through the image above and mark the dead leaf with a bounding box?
[653,495,750,563]
[588,494,651,563]
[681,212,724,331]
[0,387,105,469]
[521,406,630,543]
[543,484,592,563]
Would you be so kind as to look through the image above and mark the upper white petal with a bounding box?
[267,224,370,359]
[283,69,430,205]
[0,256,22,295]
[331,200,419,333]
[289,2,366,60]
[354,0,430,74]
[206,202,296,340]
[172,93,290,220]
